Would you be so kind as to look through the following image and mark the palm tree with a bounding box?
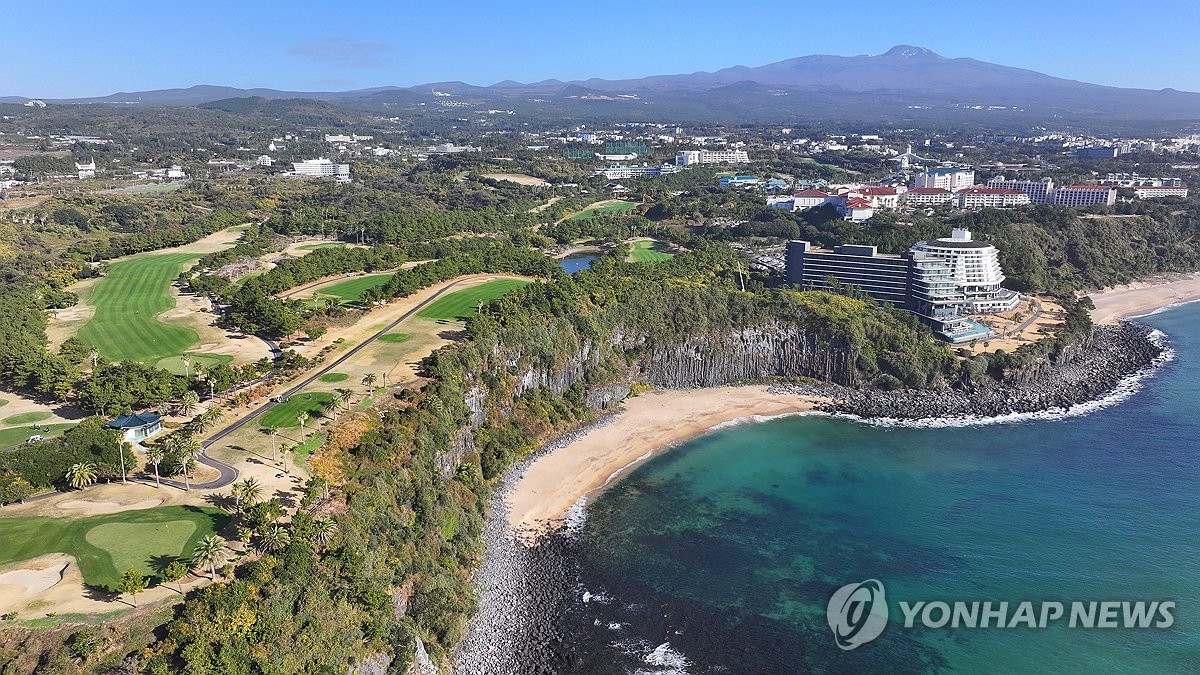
[361,373,377,393]
[175,455,197,491]
[296,410,310,435]
[259,524,290,554]
[145,446,164,488]
[334,388,353,412]
[260,426,279,463]
[234,478,262,511]
[190,534,226,580]
[312,518,337,549]
[181,355,192,379]
[178,391,199,416]
[64,463,97,490]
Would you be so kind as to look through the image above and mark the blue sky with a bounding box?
[4,1,1198,97]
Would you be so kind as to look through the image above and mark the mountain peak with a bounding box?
[882,45,939,58]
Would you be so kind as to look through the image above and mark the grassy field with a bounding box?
[260,392,334,429]
[154,352,233,376]
[292,432,326,466]
[3,411,51,425]
[0,506,229,590]
[297,242,348,251]
[567,201,637,221]
[0,423,75,450]
[0,399,8,407]
[418,279,530,321]
[77,252,201,363]
[306,273,392,307]
[317,372,349,383]
[628,240,675,262]
[377,333,411,344]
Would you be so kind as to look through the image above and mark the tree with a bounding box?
[0,474,35,505]
[117,567,148,607]
[334,388,353,412]
[260,426,279,463]
[175,455,197,491]
[178,391,199,416]
[64,463,97,490]
[361,373,377,392]
[233,478,262,512]
[161,559,189,594]
[259,524,290,553]
[296,410,310,434]
[145,446,164,488]
[312,518,337,549]
[181,355,192,379]
[190,534,226,580]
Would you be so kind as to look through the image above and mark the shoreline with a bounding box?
[506,386,829,539]
[1088,272,1200,324]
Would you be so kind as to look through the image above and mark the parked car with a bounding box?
[26,435,43,444]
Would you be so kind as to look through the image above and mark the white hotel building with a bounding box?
[292,158,352,182]
[912,167,975,192]
[675,149,750,166]
[910,228,1019,313]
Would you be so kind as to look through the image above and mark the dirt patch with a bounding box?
[57,498,164,516]
[483,173,549,187]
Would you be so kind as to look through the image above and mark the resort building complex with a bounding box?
[675,149,750,165]
[292,158,352,182]
[785,228,1017,341]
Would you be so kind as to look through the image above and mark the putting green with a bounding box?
[628,240,674,262]
[0,506,228,590]
[85,520,199,577]
[77,252,202,363]
[418,279,530,321]
[318,372,349,383]
[260,391,335,428]
[154,352,233,376]
[377,333,411,343]
[3,411,52,425]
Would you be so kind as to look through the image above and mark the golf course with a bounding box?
[628,239,674,262]
[566,200,637,221]
[260,391,335,429]
[417,278,530,321]
[305,273,392,307]
[78,252,203,363]
[0,506,229,590]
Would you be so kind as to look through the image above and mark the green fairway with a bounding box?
[260,391,334,428]
[297,242,347,251]
[293,431,326,466]
[0,399,8,407]
[567,200,637,221]
[418,279,530,321]
[0,423,75,449]
[318,372,349,383]
[154,352,233,376]
[77,252,202,363]
[306,273,392,307]
[0,506,229,590]
[377,332,411,343]
[628,240,674,262]
[3,411,51,425]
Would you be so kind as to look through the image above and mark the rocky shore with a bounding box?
[453,322,1166,672]
[790,322,1166,421]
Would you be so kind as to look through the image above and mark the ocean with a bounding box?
[562,303,1200,674]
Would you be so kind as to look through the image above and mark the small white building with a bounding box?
[75,159,96,179]
[256,155,273,167]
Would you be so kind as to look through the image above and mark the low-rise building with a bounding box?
[987,176,1056,203]
[592,164,681,179]
[841,197,874,222]
[903,187,955,206]
[855,186,901,209]
[293,158,352,182]
[955,187,1031,209]
[1133,185,1188,199]
[913,167,975,192]
[675,149,750,166]
[1051,185,1117,207]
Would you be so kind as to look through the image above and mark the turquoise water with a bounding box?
[571,304,1200,673]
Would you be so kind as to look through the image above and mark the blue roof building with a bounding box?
[106,411,163,442]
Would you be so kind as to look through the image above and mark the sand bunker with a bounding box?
[58,498,164,515]
[0,554,70,607]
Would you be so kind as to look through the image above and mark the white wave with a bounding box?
[633,642,693,675]
[1128,296,1200,320]
[602,450,654,487]
[562,495,589,534]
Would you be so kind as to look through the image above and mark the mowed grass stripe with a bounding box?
[307,273,392,306]
[417,279,530,321]
[78,252,201,363]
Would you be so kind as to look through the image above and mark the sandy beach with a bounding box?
[1088,273,1200,324]
[507,386,828,539]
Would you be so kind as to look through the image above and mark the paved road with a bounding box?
[198,276,503,474]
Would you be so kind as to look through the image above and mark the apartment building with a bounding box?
[987,176,1056,203]
[675,149,750,166]
[954,187,1032,209]
[913,167,975,192]
[292,158,352,182]
[1051,185,1117,207]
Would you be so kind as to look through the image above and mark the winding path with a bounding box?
[190,276,512,489]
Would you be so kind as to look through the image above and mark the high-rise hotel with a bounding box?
[785,229,1018,337]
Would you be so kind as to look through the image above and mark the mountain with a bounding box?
[7,47,1200,124]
